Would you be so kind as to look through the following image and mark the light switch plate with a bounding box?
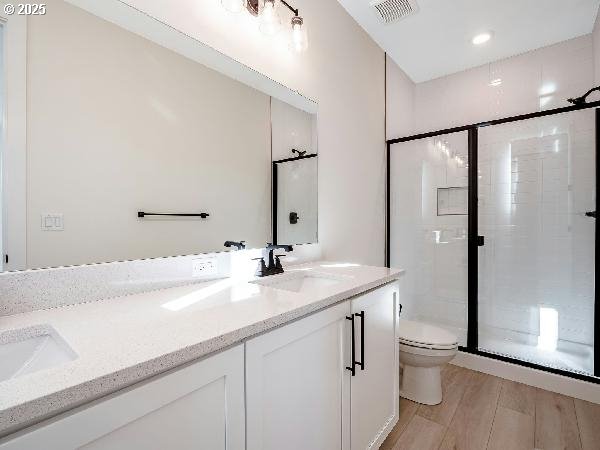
[41,214,64,231]
[192,256,218,277]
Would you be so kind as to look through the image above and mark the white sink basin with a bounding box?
[0,325,77,382]
[252,271,350,293]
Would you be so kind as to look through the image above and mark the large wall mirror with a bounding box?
[0,0,318,272]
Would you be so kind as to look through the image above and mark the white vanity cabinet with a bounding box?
[245,280,400,450]
[1,280,400,450]
[0,345,245,450]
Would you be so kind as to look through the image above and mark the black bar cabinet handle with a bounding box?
[346,315,356,376]
[138,211,210,219]
[355,311,365,370]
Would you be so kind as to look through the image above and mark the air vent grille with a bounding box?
[370,0,419,24]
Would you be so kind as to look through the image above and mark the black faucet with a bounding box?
[224,240,246,251]
[254,243,293,277]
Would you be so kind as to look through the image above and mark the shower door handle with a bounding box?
[477,235,485,246]
[585,211,596,218]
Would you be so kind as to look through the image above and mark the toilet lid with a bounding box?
[399,319,458,350]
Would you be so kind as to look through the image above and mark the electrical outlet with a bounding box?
[192,256,218,277]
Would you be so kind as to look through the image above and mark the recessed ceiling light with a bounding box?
[472,32,492,45]
[489,78,502,87]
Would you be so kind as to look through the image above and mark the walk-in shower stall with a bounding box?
[387,101,599,382]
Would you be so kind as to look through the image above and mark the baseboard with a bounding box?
[451,351,600,404]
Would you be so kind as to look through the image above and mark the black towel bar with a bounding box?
[138,211,210,219]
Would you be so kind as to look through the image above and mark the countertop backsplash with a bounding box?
[0,244,322,316]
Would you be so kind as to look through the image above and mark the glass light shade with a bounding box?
[259,0,281,36]
[221,0,245,13]
[289,16,308,53]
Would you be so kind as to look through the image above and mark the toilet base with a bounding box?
[400,365,442,405]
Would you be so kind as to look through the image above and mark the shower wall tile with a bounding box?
[415,34,594,133]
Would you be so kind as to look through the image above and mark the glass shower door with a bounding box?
[390,131,470,346]
[477,108,596,376]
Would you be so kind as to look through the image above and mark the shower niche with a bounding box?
[437,187,468,216]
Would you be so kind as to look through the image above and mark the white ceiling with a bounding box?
[337,0,600,83]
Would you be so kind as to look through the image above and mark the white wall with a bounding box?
[594,9,600,84]
[120,0,387,266]
[26,0,272,268]
[385,55,415,139]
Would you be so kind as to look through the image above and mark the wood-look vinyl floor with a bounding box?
[381,365,600,450]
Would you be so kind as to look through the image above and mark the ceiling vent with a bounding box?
[370,0,419,24]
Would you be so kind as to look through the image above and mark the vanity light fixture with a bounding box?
[222,0,309,53]
[290,16,308,52]
[259,0,281,36]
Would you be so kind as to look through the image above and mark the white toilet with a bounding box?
[398,319,458,405]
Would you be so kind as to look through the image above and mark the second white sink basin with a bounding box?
[252,271,350,293]
[0,325,77,382]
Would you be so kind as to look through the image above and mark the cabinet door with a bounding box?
[246,301,352,450]
[350,282,400,450]
[1,345,245,450]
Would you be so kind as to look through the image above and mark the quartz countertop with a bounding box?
[0,262,403,437]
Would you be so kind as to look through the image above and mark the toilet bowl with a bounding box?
[398,319,458,405]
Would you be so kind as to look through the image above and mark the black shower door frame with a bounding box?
[386,100,600,383]
[272,153,318,245]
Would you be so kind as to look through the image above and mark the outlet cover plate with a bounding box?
[192,256,218,277]
[41,214,64,231]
